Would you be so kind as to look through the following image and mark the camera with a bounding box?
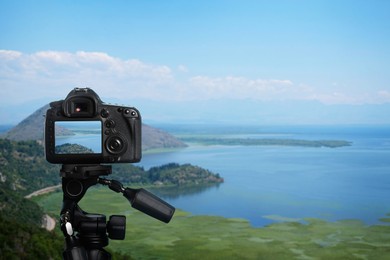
[45,88,142,164]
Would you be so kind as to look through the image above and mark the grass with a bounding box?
[35,187,390,259]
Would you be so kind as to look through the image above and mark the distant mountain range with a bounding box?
[2,104,187,151]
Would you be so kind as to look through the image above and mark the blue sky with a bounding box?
[1,0,390,125]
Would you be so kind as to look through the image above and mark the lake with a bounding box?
[135,124,390,227]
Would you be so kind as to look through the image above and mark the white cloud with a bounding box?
[0,50,174,104]
[186,76,305,100]
[0,50,389,106]
[177,64,188,73]
[0,50,22,59]
[377,90,390,102]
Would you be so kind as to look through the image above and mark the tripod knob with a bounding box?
[107,215,126,240]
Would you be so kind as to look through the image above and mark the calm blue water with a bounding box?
[135,125,390,227]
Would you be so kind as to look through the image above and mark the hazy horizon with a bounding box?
[1,1,390,125]
[2,99,390,127]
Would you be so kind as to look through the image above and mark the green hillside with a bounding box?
[0,139,60,195]
[0,138,222,258]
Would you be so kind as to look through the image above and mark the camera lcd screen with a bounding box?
[55,121,102,154]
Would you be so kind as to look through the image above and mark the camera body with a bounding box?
[45,88,142,164]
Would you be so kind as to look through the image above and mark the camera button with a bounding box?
[124,109,138,117]
[105,120,115,128]
[101,108,110,118]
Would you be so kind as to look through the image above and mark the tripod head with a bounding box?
[60,164,175,260]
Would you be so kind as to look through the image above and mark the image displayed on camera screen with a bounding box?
[55,121,102,154]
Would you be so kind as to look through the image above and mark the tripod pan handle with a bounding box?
[123,188,175,223]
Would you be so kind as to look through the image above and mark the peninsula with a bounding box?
[181,137,352,148]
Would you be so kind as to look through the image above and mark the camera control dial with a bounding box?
[106,135,127,155]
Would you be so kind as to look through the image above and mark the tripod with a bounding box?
[59,164,175,260]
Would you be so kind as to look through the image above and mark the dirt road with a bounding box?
[25,184,61,231]
[24,184,62,199]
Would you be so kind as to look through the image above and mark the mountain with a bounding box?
[142,124,186,150]
[3,104,187,150]
[3,105,50,141]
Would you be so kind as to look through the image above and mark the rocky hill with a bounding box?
[3,104,187,151]
[142,124,186,150]
[4,105,50,141]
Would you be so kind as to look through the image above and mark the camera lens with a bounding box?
[106,136,126,155]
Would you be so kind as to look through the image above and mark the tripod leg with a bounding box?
[88,249,112,260]
[63,236,88,260]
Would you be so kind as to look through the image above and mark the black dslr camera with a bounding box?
[45,88,142,164]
